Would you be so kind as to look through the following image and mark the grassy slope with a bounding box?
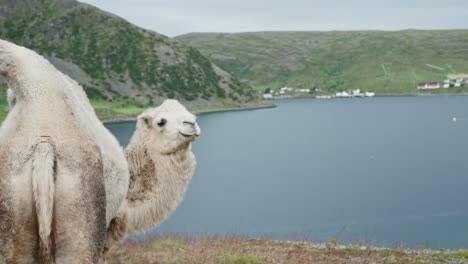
[177,30,468,95]
[108,235,468,264]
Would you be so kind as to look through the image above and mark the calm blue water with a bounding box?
[106,96,468,249]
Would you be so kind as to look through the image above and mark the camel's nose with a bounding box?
[181,120,201,136]
[183,121,195,126]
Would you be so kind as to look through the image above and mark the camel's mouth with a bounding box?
[179,132,200,138]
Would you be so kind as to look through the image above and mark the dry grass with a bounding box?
[107,234,468,264]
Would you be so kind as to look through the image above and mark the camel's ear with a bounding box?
[138,114,152,128]
[137,109,153,128]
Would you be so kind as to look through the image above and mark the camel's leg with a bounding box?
[103,212,128,258]
[6,220,39,264]
[0,160,39,264]
[0,223,38,264]
[102,200,129,262]
[53,189,106,263]
[53,158,106,264]
[0,187,16,263]
[0,187,13,262]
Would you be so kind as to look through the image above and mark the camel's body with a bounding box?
[0,39,129,263]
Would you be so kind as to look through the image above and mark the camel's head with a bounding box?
[137,99,201,154]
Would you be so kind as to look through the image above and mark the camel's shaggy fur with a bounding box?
[0,39,129,263]
[105,100,200,248]
[125,100,200,234]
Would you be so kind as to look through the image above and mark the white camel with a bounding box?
[105,99,201,250]
[8,86,201,256]
[7,89,201,257]
[0,39,129,263]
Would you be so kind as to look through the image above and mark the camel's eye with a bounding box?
[157,118,167,127]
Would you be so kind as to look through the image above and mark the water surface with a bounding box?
[106,96,468,248]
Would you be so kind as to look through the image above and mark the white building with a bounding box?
[417,82,440,89]
[263,93,273,99]
[351,89,364,97]
[336,91,350,97]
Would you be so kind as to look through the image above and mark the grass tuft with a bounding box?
[223,255,268,264]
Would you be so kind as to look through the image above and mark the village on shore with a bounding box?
[417,77,468,90]
[262,75,468,100]
[262,86,375,100]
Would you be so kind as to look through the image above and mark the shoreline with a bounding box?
[192,102,276,115]
[101,102,276,124]
[266,93,468,100]
[101,93,468,124]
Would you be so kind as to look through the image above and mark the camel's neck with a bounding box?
[124,139,196,234]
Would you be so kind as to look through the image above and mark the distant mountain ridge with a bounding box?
[0,0,258,107]
[177,30,468,95]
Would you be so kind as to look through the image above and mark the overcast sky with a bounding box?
[80,0,468,37]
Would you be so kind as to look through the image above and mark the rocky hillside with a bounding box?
[0,0,258,110]
[177,31,468,95]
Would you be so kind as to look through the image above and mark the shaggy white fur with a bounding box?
[1,39,129,227]
[124,100,200,234]
[0,39,129,263]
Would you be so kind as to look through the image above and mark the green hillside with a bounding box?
[0,0,262,121]
[177,31,468,95]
